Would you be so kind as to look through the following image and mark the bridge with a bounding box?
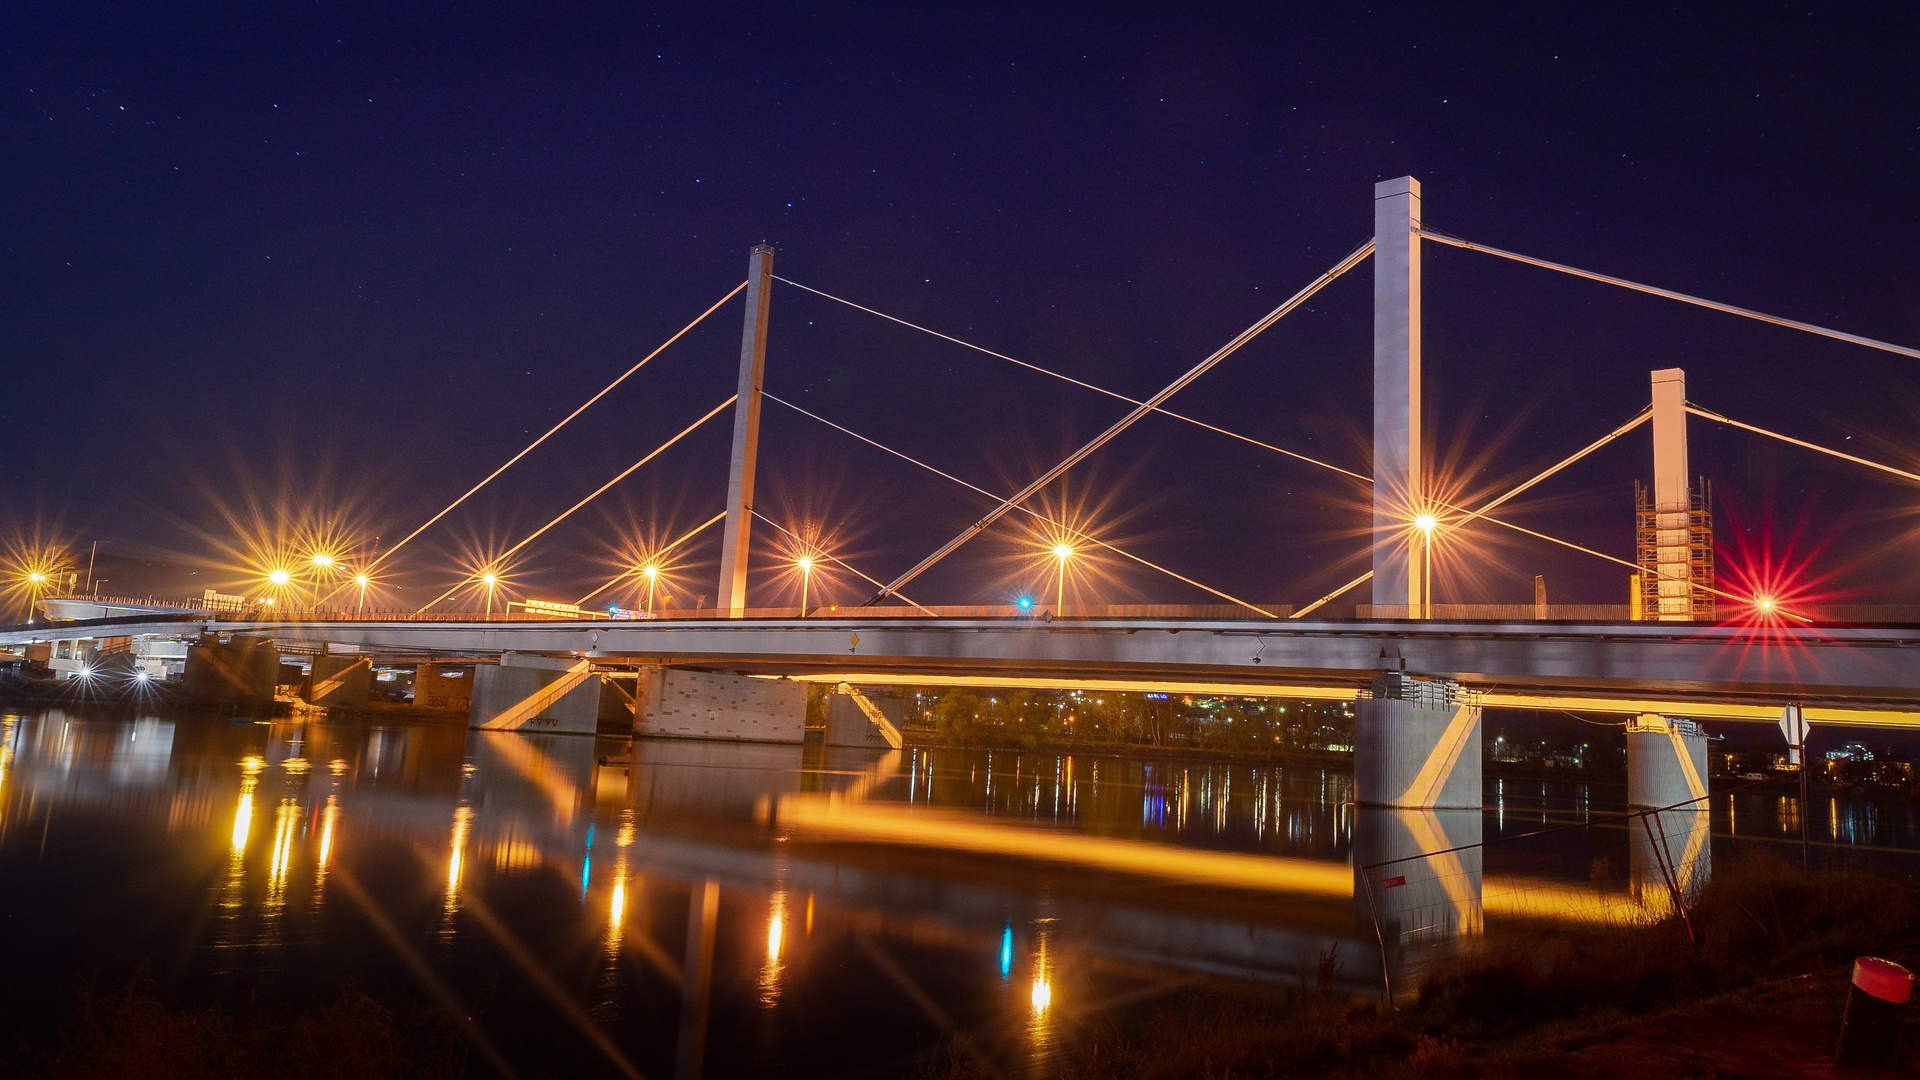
[9,175,1920,823]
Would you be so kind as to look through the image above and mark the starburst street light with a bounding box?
[1051,543,1076,614]
[640,565,660,615]
[482,571,500,619]
[794,555,817,616]
[354,574,371,615]
[268,569,291,586]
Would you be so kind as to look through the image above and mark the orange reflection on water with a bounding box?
[317,796,339,868]
[446,805,473,905]
[759,889,789,1007]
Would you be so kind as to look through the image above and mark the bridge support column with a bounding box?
[1372,176,1425,614]
[1625,713,1712,908]
[716,244,775,617]
[1354,666,1480,810]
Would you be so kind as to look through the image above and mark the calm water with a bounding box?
[2,704,1916,1077]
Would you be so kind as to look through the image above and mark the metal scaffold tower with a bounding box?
[1635,478,1715,621]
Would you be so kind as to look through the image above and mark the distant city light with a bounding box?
[312,554,334,569]
[268,569,291,585]
[27,572,44,583]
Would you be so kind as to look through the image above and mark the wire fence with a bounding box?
[1356,788,1730,1001]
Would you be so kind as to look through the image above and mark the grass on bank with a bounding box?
[925,854,1920,1079]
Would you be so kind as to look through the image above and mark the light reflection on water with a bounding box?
[2,703,1917,1077]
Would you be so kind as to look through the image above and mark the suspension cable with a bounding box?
[335,281,747,603]
[774,276,1371,484]
[747,508,937,616]
[418,396,736,612]
[1687,404,1920,484]
[862,240,1376,604]
[766,393,1280,617]
[573,510,728,608]
[1418,229,1920,362]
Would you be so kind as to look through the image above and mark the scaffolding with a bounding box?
[1635,479,1714,621]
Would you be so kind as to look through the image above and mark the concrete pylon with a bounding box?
[1353,655,1481,809]
[1373,176,1424,612]
[717,244,775,617]
[1650,368,1694,620]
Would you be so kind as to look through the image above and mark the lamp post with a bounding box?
[354,575,370,615]
[311,554,335,610]
[1413,514,1437,619]
[796,555,814,616]
[643,565,658,615]
[482,573,499,620]
[1051,543,1074,615]
[26,571,45,621]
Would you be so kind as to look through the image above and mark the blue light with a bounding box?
[1000,922,1014,979]
[581,854,591,898]
[1017,596,1033,610]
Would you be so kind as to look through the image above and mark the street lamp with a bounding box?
[1051,543,1075,615]
[641,565,658,615]
[482,572,499,619]
[354,575,370,615]
[796,555,815,616]
[1413,513,1438,619]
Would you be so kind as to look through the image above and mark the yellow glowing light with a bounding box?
[311,554,334,569]
[268,569,291,585]
[768,911,785,960]
[482,573,498,586]
[260,597,274,605]
[796,556,814,572]
[1414,513,1438,532]
[1030,976,1052,1012]
[1051,544,1074,560]
[642,565,657,579]
[354,575,369,586]
[27,572,44,584]
[610,878,626,925]
[1758,597,1775,611]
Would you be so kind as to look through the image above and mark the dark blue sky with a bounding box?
[4,3,1917,611]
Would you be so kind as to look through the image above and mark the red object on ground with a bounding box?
[1834,957,1913,1068]
[1852,957,1913,1003]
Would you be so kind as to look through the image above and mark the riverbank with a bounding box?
[923,855,1920,1078]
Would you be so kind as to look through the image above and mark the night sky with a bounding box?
[4,3,1917,613]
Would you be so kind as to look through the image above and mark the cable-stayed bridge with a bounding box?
[11,177,1920,820]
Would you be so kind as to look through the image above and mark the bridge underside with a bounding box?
[7,614,1918,720]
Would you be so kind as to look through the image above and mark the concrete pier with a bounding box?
[470,652,627,734]
[182,636,280,704]
[822,687,905,749]
[1354,666,1481,810]
[306,654,371,707]
[1626,713,1712,908]
[633,667,806,743]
